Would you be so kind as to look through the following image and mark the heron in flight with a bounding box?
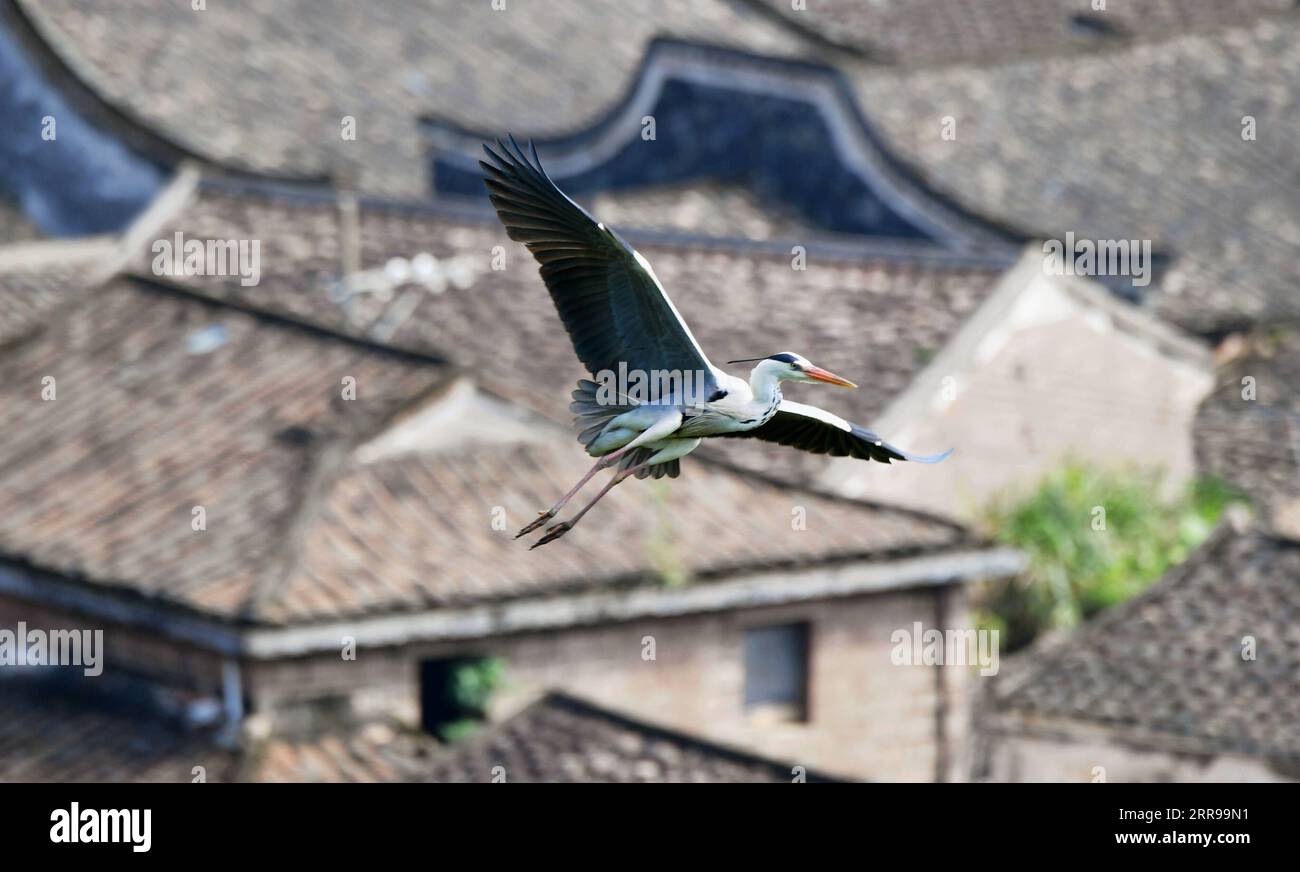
[482,137,951,547]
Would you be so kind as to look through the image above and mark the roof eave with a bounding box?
[0,545,1024,660]
[243,545,1024,657]
[985,710,1300,768]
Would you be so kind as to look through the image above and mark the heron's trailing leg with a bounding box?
[529,436,702,548]
[529,463,645,549]
[514,446,635,538]
[517,411,684,538]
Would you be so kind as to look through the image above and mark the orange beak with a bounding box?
[805,366,857,388]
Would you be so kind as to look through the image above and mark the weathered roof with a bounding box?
[1194,329,1300,529]
[133,180,1006,484]
[994,522,1300,761]
[585,181,815,241]
[423,41,1022,251]
[255,722,436,783]
[0,268,973,625]
[0,277,445,617]
[0,683,842,782]
[421,693,845,783]
[0,680,240,782]
[0,3,166,237]
[0,676,434,782]
[0,675,428,783]
[0,268,79,346]
[757,0,1292,65]
[849,14,1300,332]
[264,441,966,624]
[15,1,1295,332]
[13,0,806,195]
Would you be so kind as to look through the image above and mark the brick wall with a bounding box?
[248,583,981,782]
[2,580,985,782]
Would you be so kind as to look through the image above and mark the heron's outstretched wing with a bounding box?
[481,136,718,406]
[715,400,952,464]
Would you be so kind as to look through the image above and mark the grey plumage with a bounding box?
[481,136,718,410]
[482,135,951,546]
[569,380,680,478]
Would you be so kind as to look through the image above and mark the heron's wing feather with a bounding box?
[715,399,953,464]
[481,137,718,404]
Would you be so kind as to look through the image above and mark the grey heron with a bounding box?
[482,136,951,547]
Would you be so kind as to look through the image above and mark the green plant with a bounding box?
[435,657,505,742]
[448,657,504,716]
[975,464,1242,653]
[645,480,688,587]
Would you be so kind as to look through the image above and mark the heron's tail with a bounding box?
[569,380,680,479]
[617,448,681,480]
[570,379,633,450]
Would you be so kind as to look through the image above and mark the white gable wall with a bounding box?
[821,254,1213,520]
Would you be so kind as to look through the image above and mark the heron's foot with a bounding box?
[515,509,557,539]
[529,521,573,549]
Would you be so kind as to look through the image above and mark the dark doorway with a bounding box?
[418,656,503,740]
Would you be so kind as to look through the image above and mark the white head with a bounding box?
[729,352,858,388]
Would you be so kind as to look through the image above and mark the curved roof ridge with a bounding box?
[0,0,328,187]
[424,38,1033,250]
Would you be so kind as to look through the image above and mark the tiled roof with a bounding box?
[1194,330,1300,526]
[14,0,806,196]
[0,277,445,616]
[422,40,1022,250]
[758,0,1292,65]
[264,441,965,624]
[20,1,1289,332]
[0,268,80,346]
[0,266,970,624]
[0,675,431,783]
[0,235,140,345]
[0,685,842,782]
[135,181,1004,485]
[850,14,1300,333]
[421,693,845,783]
[0,681,239,782]
[263,693,848,782]
[16,1,1296,332]
[995,522,1300,760]
[585,181,815,241]
[255,722,435,783]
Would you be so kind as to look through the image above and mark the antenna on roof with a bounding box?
[333,167,361,279]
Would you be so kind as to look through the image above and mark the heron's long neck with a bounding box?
[749,365,783,407]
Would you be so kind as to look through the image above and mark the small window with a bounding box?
[743,623,809,724]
